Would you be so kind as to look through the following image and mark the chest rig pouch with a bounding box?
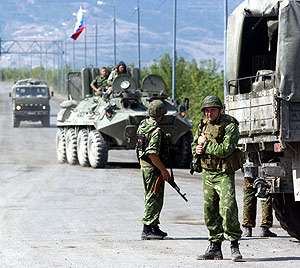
[200,122,243,173]
[136,129,170,167]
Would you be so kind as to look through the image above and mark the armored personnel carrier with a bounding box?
[56,66,192,169]
[226,0,300,240]
[9,79,53,127]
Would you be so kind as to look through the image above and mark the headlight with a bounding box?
[42,105,47,110]
[109,100,116,107]
[16,105,21,110]
[120,80,130,90]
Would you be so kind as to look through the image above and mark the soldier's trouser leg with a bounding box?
[242,177,257,227]
[203,170,242,242]
[141,167,165,226]
[260,194,273,228]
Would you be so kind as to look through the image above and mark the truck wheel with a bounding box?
[65,128,78,165]
[273,193,300,241]
[56,128,67,163]
[88,130,108,168]
[13,114,20,128]
[171,131,193,168]
[77,129,90,167]
[42,116,50,127]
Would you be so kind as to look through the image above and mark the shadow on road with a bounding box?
[244,257,300,262]
[107,162,140,169]
[165,237,207,241]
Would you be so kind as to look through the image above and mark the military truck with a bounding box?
[9,79,53,127]
[225,0,300,240]
[56,66,193,169]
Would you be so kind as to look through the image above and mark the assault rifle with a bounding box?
[140,152,188,202]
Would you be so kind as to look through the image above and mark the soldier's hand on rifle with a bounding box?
[161,168,171,182]
[149,154,171,182]
[196,134,207,155]
[198,133,207,145]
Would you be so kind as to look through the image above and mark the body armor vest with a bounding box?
[200,120,243,173]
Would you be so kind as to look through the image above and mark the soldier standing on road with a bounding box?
[90,67,109,96]
[191,96,243,262]
[136,100,170,240]
[243,174,277,237]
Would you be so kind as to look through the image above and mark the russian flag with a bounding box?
[71,6,85,40]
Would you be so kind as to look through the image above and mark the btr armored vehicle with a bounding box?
[56,66,193,169]
[9,79,53,127]
[226,0,300,240]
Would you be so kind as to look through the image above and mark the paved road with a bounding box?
[0,81,299,267]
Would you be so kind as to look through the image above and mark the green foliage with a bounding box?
[141,52,224,132]
[1,52,224,133]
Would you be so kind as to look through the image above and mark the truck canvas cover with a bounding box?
[227,0,300,102]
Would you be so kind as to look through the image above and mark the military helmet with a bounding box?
[148,100,167,118]
[201,95,223,111]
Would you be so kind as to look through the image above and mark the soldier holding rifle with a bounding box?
[136,100,170,240]
[191,96,243,262]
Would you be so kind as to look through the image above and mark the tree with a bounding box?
[141,52,224,131]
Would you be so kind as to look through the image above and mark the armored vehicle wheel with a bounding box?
[273,193,300,241]
[172,131,193,168]
[13,114,20,128]
[56,128,67,163]
[42,116,50,127]
[77,129,90,167]
[66,128,78,165]
[88,130,108,168]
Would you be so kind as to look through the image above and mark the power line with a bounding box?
[155,0,167,11]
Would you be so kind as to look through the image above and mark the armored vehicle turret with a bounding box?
[226,0,300,240]
[9,79,53,127]
[56,66,193,168]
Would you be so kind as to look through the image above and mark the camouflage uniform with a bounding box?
[243,177,273,228]
[137,118,165,225]
[106,61,131,96]
[90,76,108,96]
[191,101,243,243]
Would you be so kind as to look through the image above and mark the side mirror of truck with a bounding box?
[9,92,11,98]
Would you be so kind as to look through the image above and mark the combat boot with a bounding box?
[261,227,277,237]
[196,242,223,260]
[230,240,242,262]
[152,225,168,237]
[243,226,252,237]
[141,225,163,240]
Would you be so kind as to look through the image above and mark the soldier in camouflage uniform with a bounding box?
[106,61,131,97]
[136,100,170,240]
[90,67,109,96]
[192,96,243,262]
[243,175,277,237]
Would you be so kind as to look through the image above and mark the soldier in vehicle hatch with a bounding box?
[90,67,109,96]
[105,61,131,97]
[136,100,170,240]
[243,176,277,237]
[191,96,243,262]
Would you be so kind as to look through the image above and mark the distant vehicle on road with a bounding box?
[9,78,53,127]
[226,0,300,241]
[56,66,193,169]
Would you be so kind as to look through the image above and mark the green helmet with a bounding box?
[148,100,167,118]
[201,95,223,111]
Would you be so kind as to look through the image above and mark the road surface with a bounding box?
[0,81,299,267]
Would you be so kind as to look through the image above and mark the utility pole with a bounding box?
[137,0,141,87]
[95,20,98,67]
[172,0,177,100]
[224,0,228,100]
